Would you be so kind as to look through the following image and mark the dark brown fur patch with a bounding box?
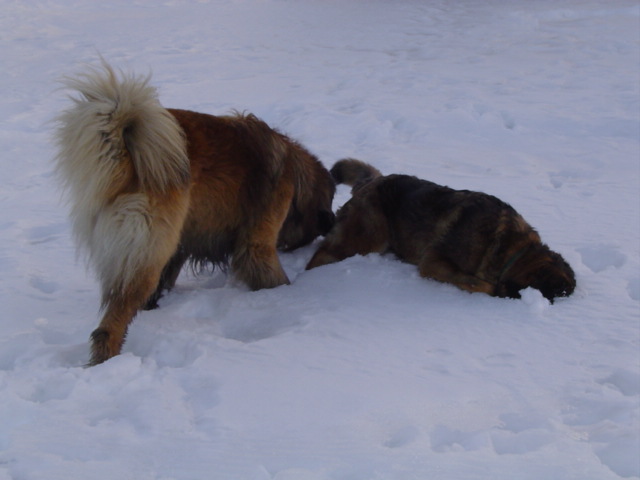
[307,159,575,302]
[160,109,335,288]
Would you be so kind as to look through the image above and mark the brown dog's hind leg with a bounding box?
[89,265,166,366]
[143,249,189,310]
[418,250,495,295]
[90,302,138,366]
[88,193,190,365]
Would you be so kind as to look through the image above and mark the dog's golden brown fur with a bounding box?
[55,61,335,365]
[307,159,575,302]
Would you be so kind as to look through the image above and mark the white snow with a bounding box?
[1,0,639,479]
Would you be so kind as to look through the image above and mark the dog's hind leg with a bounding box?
[90,248,186,365]
[90,267,164,366]
[87,192,189,365]
[418,250,495,295]
[143,248,189,310]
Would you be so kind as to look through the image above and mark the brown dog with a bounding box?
[307,159,575,302]
[54,61,335,365]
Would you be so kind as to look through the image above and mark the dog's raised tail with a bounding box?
[54,60,190,202]
[330,158,381,190]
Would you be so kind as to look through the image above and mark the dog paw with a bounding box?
[88,328,121,366]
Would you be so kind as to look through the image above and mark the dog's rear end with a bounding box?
[55,62,194,365]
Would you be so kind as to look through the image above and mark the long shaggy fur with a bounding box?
[55,62,190,301]
[54,60,335,365]
[307,159,576,302]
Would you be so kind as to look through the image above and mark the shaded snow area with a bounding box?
[1,1,639,479]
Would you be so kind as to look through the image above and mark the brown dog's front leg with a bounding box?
[306,245,346,270]
[306,227,384,269]
[233,242,290,290]
[233,180,293,290]
[306,198,389,270]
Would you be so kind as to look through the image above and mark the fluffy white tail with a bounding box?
[53,60,190,296]
[54,60,189,196]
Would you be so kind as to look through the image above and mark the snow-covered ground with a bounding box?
[1,1,639,478]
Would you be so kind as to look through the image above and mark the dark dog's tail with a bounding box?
[330,158,382,191]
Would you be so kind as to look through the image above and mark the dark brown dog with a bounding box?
[307,159,575,302]
[54,61,335,365]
